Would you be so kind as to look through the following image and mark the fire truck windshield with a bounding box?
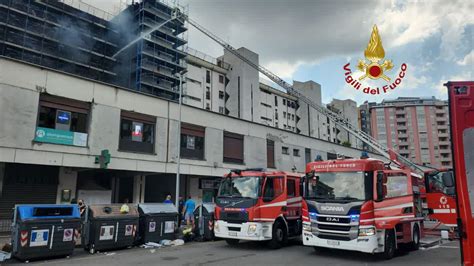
[218,176,261,199]
[307,171,369,201]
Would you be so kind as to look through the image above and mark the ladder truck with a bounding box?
[446,81,474,266]
[170,8,457,257]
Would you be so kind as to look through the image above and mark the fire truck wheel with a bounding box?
[379,229,396,260]
[408,225,420,251]
[269,221,287,249]
[225,239,240,246]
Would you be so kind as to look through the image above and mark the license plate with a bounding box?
[327,240,340,246]
[229,232,237,236]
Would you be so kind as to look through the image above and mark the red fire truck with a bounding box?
[446,81,474,265]
[214,169,302,248]
[302,158,425,259]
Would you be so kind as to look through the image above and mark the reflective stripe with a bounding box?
[253,218,274,221]
[374,202,413,211]
[433,209,451,214]
[256,201,287,208]
[287,197,302,203]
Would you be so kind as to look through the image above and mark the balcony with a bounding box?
[438,140,451,146]
[438,132,449,137]
[437,124,448,130]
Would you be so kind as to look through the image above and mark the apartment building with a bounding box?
[0,0,187,100]
[0,58,377,232]
[359,101,376,151]
[327,99,360,148]
[370,97,452,167]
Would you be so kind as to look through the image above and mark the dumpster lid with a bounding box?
[89,204,139,218]
[202,203,215,213]
[138,203,178,214]
[16,204,80,220]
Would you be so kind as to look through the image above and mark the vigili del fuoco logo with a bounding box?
[343,25,407,95]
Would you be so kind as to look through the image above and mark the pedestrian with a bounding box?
[182,196,196,228]
[78,199,86,216]
[120,198,130,214]
[178,196,184,226]
[164,194,173,204]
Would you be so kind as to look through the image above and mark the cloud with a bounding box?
[436,71,474,98]
[457,50,474,66]
[264,61,306,79]
[376,0,474,60]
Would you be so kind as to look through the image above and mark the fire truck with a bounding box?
[213,169,302,248]
[446,81,474,265]
[301,157,456,259]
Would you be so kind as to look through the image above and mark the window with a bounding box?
[223,132,244,164]
[119,111,155,153]
[283,112,286,118]
[181,123,205,160]
[305,148,311,164]
[275,111,278,120]
[219,74,224,84]
[36,94,90,147]
[219,91,224,99]
[292,114,295,121]
[267,139,275,168]
[219,106,224,114]
[282,146,289,155]
[206,70,211,83]
[263,176,284,201]
[287,179,296,197]
[206,103,210,110]
[283,99,286,105]
[293,149,300,157]
[274,96,278,106]
[385,174,409,198]
[206,87,210,100]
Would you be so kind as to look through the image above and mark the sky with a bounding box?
[85,0,473,105]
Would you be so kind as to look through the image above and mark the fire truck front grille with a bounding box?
[317,224,351,232]
[311,214,359,241]
[221,211,248,224]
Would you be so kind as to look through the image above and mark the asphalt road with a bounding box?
[6,239,461,265]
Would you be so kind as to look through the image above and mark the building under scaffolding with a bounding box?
[0,0,187,100]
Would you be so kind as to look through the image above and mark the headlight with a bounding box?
[214,222,219,232]
[248,224,257,234]
[303,223,311,232]
[358,227,375,236]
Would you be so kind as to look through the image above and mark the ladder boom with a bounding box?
[177,12,424,174]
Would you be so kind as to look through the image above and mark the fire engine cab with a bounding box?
[214,168,302,248]
[302,157,426,259]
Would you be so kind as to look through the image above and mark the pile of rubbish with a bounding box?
[140,239,185,249]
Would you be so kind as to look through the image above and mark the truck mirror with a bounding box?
[376,171,385,201]
[442,172,454,187]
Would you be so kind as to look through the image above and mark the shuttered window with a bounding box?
[267,139,275,168]
[223,132,244,164]
[181,123,205,160]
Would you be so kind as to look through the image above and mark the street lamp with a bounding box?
[175,71,185,207]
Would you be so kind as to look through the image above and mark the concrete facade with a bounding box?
[0,58,380,206]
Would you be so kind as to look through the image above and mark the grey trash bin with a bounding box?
[194,203,215,241]
[138,203,178,243]
[82,204,139,254]
[11,204,81,261]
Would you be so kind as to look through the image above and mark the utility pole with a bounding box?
[175,71,184,207]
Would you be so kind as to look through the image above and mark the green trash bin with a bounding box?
[11,204,81,261]
[82,204,139,254]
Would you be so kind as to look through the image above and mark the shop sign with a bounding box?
[34,127,87,147]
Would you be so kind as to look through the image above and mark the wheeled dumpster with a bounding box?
[194,203,215,241]
[82,204,139,253]
[138,203,178,243]
[11,204,81,261]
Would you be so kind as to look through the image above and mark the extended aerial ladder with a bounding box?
[172,10,423,174]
